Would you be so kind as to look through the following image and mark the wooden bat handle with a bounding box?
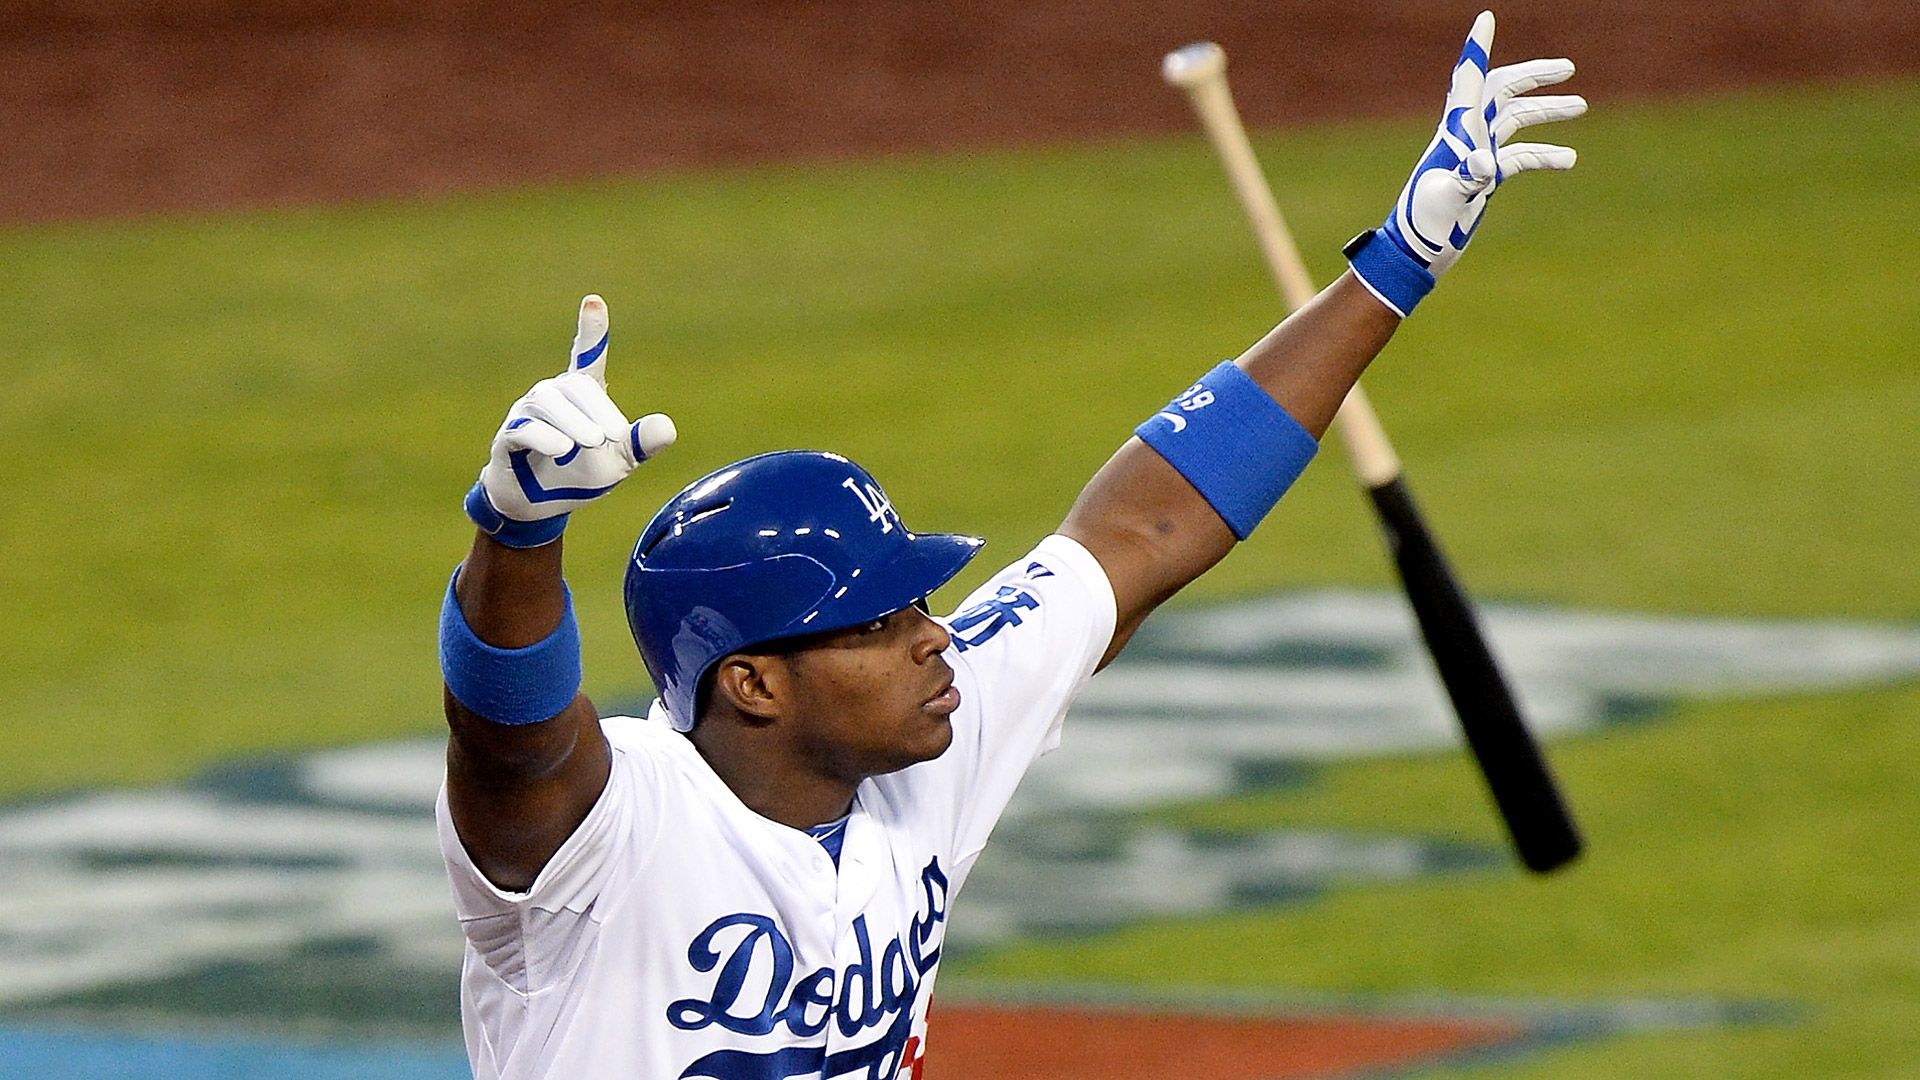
[1168,47,1402,488]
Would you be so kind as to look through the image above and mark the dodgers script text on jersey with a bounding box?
[438,536,1117,1079]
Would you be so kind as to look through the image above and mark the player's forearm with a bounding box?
[443,533,588,754]
[454,532,569,648]
[1233,272,1398,437]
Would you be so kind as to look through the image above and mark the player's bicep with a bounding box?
[444,690,612,893]
[1060,438,1236,668]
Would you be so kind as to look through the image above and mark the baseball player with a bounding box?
[436,12,1582,1079]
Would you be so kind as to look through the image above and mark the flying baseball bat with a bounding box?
[1162,42,1582,874]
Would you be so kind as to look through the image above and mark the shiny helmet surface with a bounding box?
[624,450,984,731]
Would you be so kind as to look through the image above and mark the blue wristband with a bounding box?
[466,482,570,549]
[1344,228,1435,319]
[439,571,583,725]
[1134,360,1319,540]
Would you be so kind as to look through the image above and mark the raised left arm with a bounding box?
[1061,273,1395,667]
[1062,11,1583,668]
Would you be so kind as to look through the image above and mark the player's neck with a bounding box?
[688,723,858,830]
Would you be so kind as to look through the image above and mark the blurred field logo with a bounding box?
[3,592,1913,1073]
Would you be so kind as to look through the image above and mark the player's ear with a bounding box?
[710,655,784,724]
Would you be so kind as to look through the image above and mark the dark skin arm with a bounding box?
[1061,271,1399,669]
[444,534,611,892]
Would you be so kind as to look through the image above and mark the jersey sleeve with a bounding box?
[435,724,667,994]
[936,532,1117,862]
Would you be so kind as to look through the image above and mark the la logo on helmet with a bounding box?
[842,477,898,533]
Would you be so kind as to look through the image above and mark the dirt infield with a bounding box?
[926,1003,1525,1079]
[2,1,1916,224]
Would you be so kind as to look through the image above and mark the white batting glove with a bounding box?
[464,295,677,548]
[1345,10,1586,317]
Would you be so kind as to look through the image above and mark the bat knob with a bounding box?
[1163,42,1227,88]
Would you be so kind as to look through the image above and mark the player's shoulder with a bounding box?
[941,533,1115,654]
[599,703,703,776]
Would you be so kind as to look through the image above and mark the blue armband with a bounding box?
[1344,228,1435,319]
[1134,360,1319,540]
[439,571,583,725]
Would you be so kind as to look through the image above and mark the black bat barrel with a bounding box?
[1368,475,1584,873]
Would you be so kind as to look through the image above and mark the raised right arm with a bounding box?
[440,296,676,891]
[444,535,609,892]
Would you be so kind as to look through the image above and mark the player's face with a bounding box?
[780,602,959,778]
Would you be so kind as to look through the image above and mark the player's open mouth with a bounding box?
[923,681,960,715]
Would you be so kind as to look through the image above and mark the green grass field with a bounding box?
[3,80,1917,1075]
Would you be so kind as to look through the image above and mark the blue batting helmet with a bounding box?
[624,450,984,731]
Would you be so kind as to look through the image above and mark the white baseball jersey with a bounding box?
[437,533,1117,1080]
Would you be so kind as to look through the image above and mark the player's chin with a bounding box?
[897,708,955,766]
[867,723,950,777]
